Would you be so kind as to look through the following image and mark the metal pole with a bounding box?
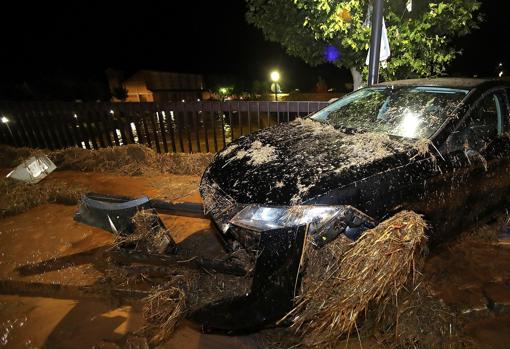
[368,0,384,86]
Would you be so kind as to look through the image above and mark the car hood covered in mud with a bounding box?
[201,118,421,206]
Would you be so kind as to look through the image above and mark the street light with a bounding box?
[270,70,280,101]
[270,70,280,82]
[1,116,14,140]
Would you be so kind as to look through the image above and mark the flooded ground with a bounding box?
[0,170,510,348]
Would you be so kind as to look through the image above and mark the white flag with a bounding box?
[365,17,391,65]
[406,0,412,12]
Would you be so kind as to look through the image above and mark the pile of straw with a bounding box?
[0,177,87,218]
[141,285,187,344]
[114,209,174,254]
[50,144,213,176]
[0,146,44,168]
[288,211,428,347]
[0,144,213,176]
[134,268,251,344]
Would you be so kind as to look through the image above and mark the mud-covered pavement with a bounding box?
[1,171,510,348]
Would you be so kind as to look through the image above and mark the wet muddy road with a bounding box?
[1,171,510,348]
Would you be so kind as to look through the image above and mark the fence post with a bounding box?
[193,104,201,153]
[201,102,210,153]
[164,104,177,153]
[156,105,169,153]
[219,101,226,148]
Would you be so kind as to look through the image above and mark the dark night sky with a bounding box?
[0,0,508,94]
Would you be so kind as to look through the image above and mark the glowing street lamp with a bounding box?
[1,116,14,140]
[270,70,281,101]
[270,70,280,82]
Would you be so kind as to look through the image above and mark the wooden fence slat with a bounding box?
[35,103,56,149]
[238,101,242,137]
[257,102,261,130]
[211,107,218,153]
[148,106,161,153]
[103,106,120,147]
[96,109,112,148]
[127,103,145,146]
[0,122,15,146]
[164,108,177,153]
[176,107,185,153]
[9,102,31,147]
[229,102,234,141]
[140,112,152,148]
[219,102,226,148]
[22,105,43,148]
[53,102,72,148]
[202,107,210,153]
[44,102,64,149]
[156,108,168,153]
[186,111,193,153]
[70,108,86,148]
[248,102,251,133]
[194,110,201,153]
[56,103,76,147]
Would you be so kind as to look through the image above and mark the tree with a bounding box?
[246,0,482,89]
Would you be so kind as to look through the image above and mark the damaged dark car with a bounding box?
[194,78,510,331]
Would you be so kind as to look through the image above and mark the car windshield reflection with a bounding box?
[311,86,469,139]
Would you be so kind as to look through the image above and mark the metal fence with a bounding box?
[0,101,329,153]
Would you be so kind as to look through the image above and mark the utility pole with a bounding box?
[368,0,384,86]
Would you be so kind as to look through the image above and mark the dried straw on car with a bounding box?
[287,211,428,347]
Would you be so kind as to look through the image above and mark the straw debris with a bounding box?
[289,211,428,347]
[141,285,187,344]
[114,209,174,254]
[132,268,251,344]
[0,144,213,176]
[0,177,87,218]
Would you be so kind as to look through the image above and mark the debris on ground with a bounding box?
[114,209,175,254]
[0,177,87,218]
[6,155,57,184]
[141,285,187,344]
[102,263,252,345]
[286,211,428,348]
[369,286,475,349]
[0,144,213,176]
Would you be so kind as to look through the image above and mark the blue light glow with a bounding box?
[324,45,341,62]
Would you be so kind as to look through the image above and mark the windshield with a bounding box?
[311,86,469,139]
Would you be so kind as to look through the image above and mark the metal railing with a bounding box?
[0,101,329,153]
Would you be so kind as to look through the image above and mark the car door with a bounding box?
[401,88,510,243]
[443,88,510,232]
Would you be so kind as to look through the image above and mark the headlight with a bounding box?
[229,204,376,246]
[230,204,343,233]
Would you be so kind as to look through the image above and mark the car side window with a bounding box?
[462,92,505,151]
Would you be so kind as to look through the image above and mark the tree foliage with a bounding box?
[246,0,482,83]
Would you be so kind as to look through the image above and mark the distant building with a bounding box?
[106,69,205,102]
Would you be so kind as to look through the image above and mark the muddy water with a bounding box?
[1,171,510,348]
[0,171,215,348]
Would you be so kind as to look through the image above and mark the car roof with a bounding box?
[376,77,492,89]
